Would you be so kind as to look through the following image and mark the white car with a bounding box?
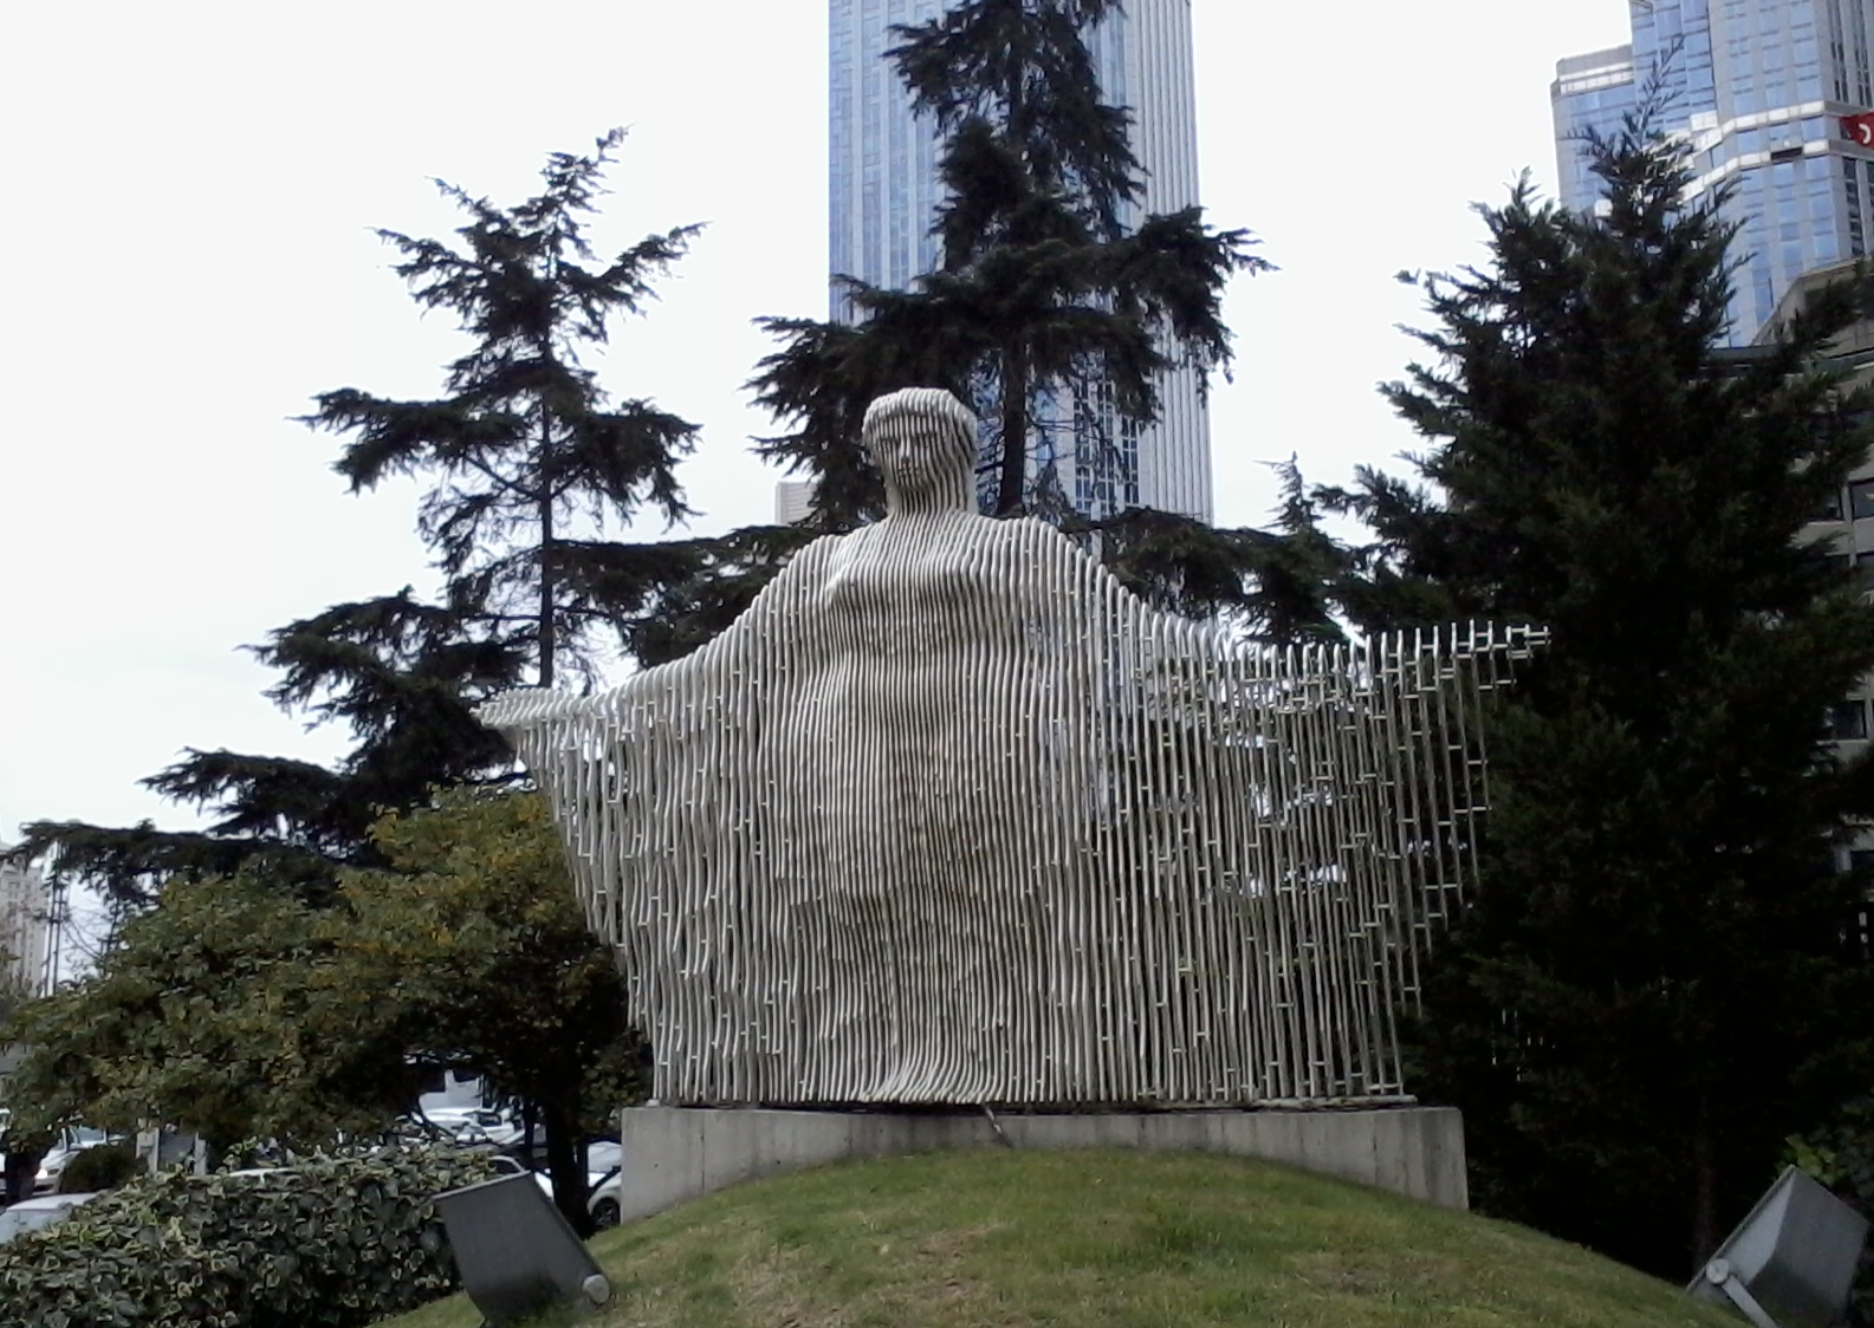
[530,1140,623,1227]
[412,1108,525,1151]
[586,1173,623,1229]
[0,1192,98,1244]
[34,1128,114,1196]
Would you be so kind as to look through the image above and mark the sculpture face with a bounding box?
[864,387,976,513]
[479,390,1544,1110]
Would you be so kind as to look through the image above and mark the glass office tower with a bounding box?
[1553,0,1874,343]
[828,0,1213,521]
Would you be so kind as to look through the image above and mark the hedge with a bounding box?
[0,1144,494,1328]
[58,1142,141,1195]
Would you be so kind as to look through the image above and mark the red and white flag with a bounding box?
[1844,111,1874,147]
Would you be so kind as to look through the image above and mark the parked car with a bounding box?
[487,1155,529,1179]
[406,1107,525,1151]
[587,1172,623,1229]
[0,1192,98,1244]
[34,1128,116,1195]
[530,1140,623,1227]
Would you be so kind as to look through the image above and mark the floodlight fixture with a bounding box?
[1687,1166,1868,1328]
[435,1172,612,1325]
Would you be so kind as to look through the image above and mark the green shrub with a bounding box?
[57,1142,141,1194]
[0,1143,494,1328]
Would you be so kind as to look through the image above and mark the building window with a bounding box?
[1852,478,1874,519]
[1832,700,1870,740]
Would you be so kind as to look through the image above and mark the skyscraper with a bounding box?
[0,846,51,997]
[827,0,1213,521]
[1553,0,1874,344]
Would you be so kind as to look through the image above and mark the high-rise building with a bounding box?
[827,0,1213,521]
[1760,261,1874,922]
[774,478,816,525]
[1552,0,1874,344]
[0,847,51,998]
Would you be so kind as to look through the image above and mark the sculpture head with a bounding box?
[864,388,977,514]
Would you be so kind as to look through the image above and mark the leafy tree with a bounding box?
[331,789,639,1234]
[2,873,400,1154]
[750,0,1263,523]
[619,0,1331,652]
[1329,110,1874,1275]
[4,791,638,1232]
[7,589,531,914]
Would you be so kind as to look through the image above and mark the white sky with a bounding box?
[0,0,1633,844]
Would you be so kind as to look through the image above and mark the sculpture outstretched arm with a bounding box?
[475,538,837,739]
[474,683,609,734]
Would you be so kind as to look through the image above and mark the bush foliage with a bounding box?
[57,1142,140,1195]
[0,1144,492,1328]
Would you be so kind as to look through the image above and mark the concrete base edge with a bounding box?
[615,1104,1468,1222]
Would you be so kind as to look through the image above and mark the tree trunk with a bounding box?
[542,1095,592,1237]
[3,1147,43,1206]
[1691,1092,1719,1274]
[537,407,556,688]
[996,343,1029,516]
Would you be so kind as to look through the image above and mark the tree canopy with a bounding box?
[1330,109,1874,1275]
[750,0,1265,525]
[4,792,635,1233]
[334,789,638,1231]
[4,133,689,1233]
[3,872,393,1155]
[307,126,703,688]
[10,129,703,911]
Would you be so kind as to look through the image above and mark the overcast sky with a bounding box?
[0,1,1634,844]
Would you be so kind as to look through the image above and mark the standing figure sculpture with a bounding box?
[479,388,1541,1108]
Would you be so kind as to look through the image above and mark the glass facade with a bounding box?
[1552,0,1874,344]
[828,0,1213,521]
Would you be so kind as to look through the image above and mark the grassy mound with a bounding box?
[381,1149,1731,1328]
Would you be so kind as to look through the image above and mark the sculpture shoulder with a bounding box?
[859,511,1091,561]
[991,516,1223,651]
[667,530,847,664]
[1002,514,1093,560]
[989,516,1142,599]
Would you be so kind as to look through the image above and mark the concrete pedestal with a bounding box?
[614,1104,1468,1221]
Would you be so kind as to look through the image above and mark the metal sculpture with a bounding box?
[479,388,1542,1108]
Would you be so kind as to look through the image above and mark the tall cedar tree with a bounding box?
[11,130,704,909]
[742,0,1306,631]
[7,132,687,1230]
[1330,111,1874,1275]
[309,126,701,690]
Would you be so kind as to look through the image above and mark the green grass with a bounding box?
[378,1149,1734,1328]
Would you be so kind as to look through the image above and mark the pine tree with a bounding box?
[750,0,1263,523]
[620,0,1339,649]
[1331,110,1874,1275]
[12,130,703,909]
[7,133,693,1228]
[308,126,702,689]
